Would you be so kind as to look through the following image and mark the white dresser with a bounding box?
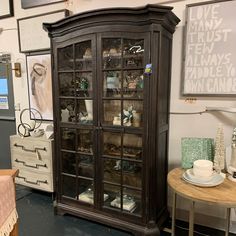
[10,135,54,192]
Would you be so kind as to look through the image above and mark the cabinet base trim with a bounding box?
[56,203,164,236]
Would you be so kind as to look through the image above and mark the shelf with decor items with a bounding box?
[10,135,54,192]
[43,4,179,235]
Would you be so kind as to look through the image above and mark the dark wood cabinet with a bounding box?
[44,5,179,235]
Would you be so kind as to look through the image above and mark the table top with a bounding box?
[0,169,18,178]
[168,168,236,207]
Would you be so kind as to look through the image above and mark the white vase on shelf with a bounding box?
[85,100,93,120]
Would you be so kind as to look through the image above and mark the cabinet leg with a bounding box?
[54,207,66,216]
[171,192,176,236]
[225,208,231,236]
[188,201,195,236]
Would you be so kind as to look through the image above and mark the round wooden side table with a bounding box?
[167,168,236,236]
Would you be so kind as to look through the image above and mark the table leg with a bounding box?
[171,192,176,236]
[225,208,231,236]
[189,201,195,236]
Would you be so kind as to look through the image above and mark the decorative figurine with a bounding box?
[83,48,92,58]
[79,77,89,90]
[214,124,226,172]
[103,50,109,57]
[106,72,119,89]
[109,48,118,55]
[230,128,236,168]
[112,105,139,127]
[227,128,236,182]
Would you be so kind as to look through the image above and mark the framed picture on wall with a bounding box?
[26,53,53,121]
[182,0,236,96]
[21,0,65,9]
[17,9,69,53]
[0,0,14,19]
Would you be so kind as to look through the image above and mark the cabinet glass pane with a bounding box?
[75,72,92,97]
[104,158,121,184]
[61,128,76,150]
[123,70,143,99]
[123,100,143,127]
[58,45,73,70]
[123,161,142,188]
[103,184,121,210]
[78,154,93,178]
[123,133,142,160]
[78,179,94,204]
[77,99,93,124]
[123,188,141,215]
[103,132,121,157]
[61,152,76,175]
[77,129,93,154]
[103,100,121,125]
[103,184,141,215]
[75,41,92,70]
[62,175,76,198]
[60,98,76,123]
[103,100,143,127]
[103,71,121,97]
[59,73,74,96]
[102,38,121,69]
[123,39,144,68]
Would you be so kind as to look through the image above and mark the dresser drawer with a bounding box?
[11,151,52,173]
[10,136,51,160]
[15,169,53,192]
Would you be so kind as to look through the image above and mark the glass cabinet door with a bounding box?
[102,131,143,216]
[57,36,96,205]
[102,37,144,127]
[100,35,147,217]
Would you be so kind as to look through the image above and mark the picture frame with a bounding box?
[21,0,64,9]
[26,53,53,121]
[182,0,236,96]
[17,9,69,53]
[0,0,14,19]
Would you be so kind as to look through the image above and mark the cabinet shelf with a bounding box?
[102,67,144,71]
[58,69,92,73]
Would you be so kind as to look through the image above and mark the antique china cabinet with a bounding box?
[44,5,179,235]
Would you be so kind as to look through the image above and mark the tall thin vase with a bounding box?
[85,100,93,120]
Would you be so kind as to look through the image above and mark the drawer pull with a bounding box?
[17,175,48,185]
[14,143,47,160]
[15,159,47,169]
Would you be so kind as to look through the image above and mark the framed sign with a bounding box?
[182,0,236,96]
[26,53,53,120]
[21,0,65,9]
[0,0,14,19]
[17,9,68,53]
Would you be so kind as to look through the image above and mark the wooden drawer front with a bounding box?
[10,138,51,160]
[15,169,53,192]
[11,151,51,173]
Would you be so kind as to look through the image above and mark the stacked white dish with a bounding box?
[182,160,224,187]
[182,169,224,187]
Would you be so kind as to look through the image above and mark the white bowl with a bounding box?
[193,160,213,177]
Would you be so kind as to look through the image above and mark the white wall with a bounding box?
[1,0,236,232]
